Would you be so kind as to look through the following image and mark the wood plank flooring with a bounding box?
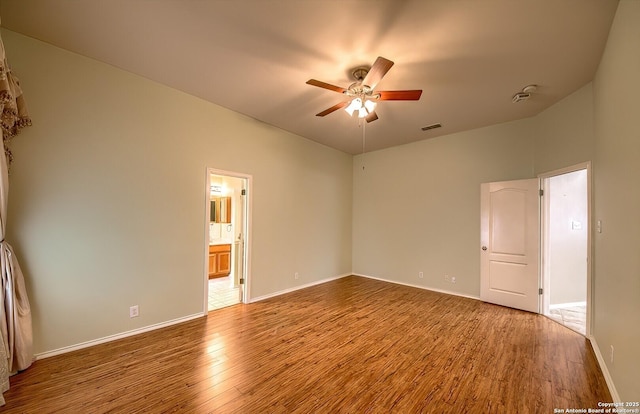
[2,276,611,413]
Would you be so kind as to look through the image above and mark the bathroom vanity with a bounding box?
[208,243,231,278]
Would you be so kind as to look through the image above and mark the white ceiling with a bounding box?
[0,0,618,154]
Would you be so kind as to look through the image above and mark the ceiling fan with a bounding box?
[306,56,422,123]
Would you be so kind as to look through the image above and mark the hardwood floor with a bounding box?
[2,276,611,413]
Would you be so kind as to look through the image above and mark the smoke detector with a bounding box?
[512,92,531,103]
[512,84,538,103]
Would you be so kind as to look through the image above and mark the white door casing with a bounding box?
[539,162,591,336]
[480,179,539,313]
[205,168,252,311]
[236,180,247,303]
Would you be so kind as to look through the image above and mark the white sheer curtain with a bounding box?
[0,24,33,406]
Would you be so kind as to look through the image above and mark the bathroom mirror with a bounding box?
[210,197,231,223]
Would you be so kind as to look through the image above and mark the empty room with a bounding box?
[0,0,638,412]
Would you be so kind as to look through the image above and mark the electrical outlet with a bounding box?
[129,305,139,318]
[294,272,299,280]
[451,276,456,284]
[419,271,424,279]
[610,345,614,364]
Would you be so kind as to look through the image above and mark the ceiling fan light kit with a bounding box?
[306,56,423,123]
[344,97,377,118]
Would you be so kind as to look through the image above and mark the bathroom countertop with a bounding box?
[209,240,233,246]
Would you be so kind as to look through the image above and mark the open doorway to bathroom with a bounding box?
[205,169,251,312]
[540,163,590,336]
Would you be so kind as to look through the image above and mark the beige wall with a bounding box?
[592,0,640,401]
[3,30,353,354]
[533,83,595,176]
[352,119,535,297]
[350,81,594,300]
[350,83,597,300]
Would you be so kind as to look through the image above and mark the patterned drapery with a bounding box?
[0,24,33,406]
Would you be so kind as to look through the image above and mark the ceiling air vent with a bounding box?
[421,123,442,131]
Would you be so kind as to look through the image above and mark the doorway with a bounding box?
[205,169,251,312]
[540,163,590,336]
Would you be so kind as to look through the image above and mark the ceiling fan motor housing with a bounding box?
[344,67,377,98]
[345,83,375,98]
[352,67,369,82]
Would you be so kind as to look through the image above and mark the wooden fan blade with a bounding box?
[316,101,348,117]
[362,56,394,88]
[365,111,378,123]
[377,90,423,101]
[306,79,347,94]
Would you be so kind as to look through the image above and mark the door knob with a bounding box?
[482,246,487,251]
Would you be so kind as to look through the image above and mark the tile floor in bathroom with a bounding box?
[208,275,241,311]
[547,305,586,335]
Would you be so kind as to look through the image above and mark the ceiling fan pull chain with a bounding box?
[362,120,366,171]
[361,119,366,153]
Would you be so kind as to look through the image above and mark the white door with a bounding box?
[480,179,539,313]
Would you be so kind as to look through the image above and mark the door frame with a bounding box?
[204,167,253,311]
[538,161,592,336]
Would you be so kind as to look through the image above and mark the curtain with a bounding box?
[0,25,33,406]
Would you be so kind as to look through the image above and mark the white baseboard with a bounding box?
[352,273,481,301]
[34,275,617,406]
[34,312,205,360]
[36,273,351,359]
[249,273,352,303]
[589,335,620,402]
